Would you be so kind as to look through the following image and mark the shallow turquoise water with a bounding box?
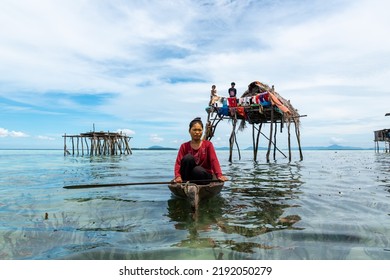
[0,149,389,260]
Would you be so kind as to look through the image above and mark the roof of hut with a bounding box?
[241,80,300,121]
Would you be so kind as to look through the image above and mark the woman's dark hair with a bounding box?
[189,117,203,130]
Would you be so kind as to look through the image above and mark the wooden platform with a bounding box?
[63,131,132,156]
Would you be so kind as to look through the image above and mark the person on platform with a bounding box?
[228,82,237,97]
[174,117,228,184]
[209,84,220,106]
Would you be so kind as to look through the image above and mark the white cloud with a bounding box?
[116,128,135,136]
[36,135,56,141]
[330,137,347,145]
[0,128,29,138]
[150,134,164,143]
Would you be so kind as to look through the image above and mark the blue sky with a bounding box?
[1,0,389,150]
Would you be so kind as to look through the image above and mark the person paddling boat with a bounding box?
[173,117,228,184]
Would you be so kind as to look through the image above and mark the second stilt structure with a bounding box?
[63,131,132,156]
[374,113,390,153]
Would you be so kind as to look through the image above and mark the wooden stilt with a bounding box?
[252,124,256,161]
[255,123,262,161]
[287,121,292,162]
[294,120,303,160]
[266,106,274,163]
[81,135,84,156]
[76,136,79,155]
[85,138,89,155]
[273,121,277,161]
[64,133,67,156]
[229,116,237,162]
[252,123,263,162]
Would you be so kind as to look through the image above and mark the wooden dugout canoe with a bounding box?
[168,181,224,209]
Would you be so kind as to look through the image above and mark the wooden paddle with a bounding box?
[63,179,222,189]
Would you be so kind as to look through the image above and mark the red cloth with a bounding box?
[227,97,237,107]
[174,140,223,178]
[236,107,246,118]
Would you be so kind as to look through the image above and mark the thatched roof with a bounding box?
[241,80,300,123]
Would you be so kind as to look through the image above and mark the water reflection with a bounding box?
[166,160,305,257]
[374,153,390,192]
[63,155,133,186]
[166,195,229,259]
[222,161,304,231]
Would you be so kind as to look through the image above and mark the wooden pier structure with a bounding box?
[204,81,305,162]
[374,113,390,153]
[63,131,132,156]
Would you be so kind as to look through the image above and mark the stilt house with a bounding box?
[205,81,304,162]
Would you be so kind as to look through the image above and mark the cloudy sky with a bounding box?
[1,0,389,150]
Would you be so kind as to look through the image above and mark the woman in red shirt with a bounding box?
[174,117,228,184]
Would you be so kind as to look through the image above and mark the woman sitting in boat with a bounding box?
[174,117,228,184]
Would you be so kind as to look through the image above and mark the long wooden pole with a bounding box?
[64,179,223,189]
[255,123,262,161]
[260,131,287,158]
[287,121,291,162]
[64,133,66,156]
[77,136,79,156]
[229,115,237,162]
[294,120,303,160]
[266,106,274,162]
[273,121,277,160]
[252,124,256,161]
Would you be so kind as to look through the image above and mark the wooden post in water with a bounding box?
[64,133,66,156]
[266,105,274,163]
[71,137,75,155]
[273,121,277,161]
[294,119,303,160]
[229,115,237,163]
[252,124,256,161]
[287,121,292,162]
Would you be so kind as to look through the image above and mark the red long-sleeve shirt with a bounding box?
[174,140,223,178]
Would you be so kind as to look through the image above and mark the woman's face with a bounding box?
[189,123,203,141]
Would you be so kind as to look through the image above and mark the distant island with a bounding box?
[298,144,372,150]
[132,145,177,151]
[129,144,373,151]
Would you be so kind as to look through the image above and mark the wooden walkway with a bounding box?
[63,131,132,156]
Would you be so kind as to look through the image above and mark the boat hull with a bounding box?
[168,181,223,209]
